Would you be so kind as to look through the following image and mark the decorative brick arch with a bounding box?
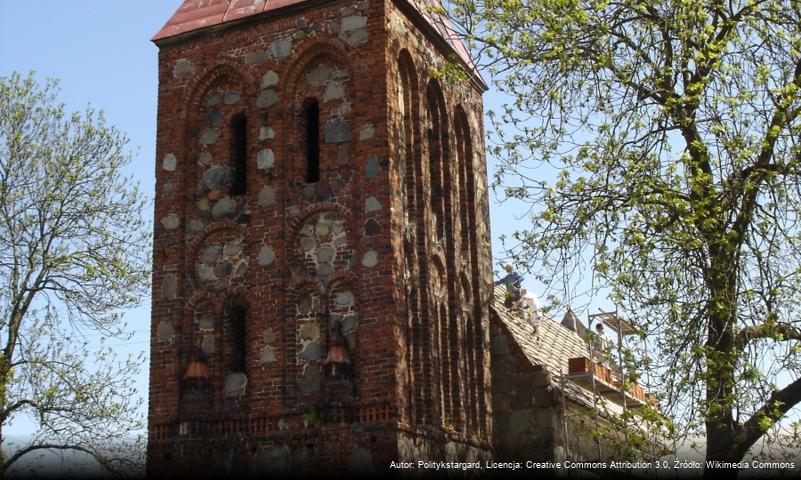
[181,60,258,118]
[186,220,246,283]
[280,39,351,101]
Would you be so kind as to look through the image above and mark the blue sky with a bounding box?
[0,0,547,437]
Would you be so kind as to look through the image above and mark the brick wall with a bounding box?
[148,0,492,474]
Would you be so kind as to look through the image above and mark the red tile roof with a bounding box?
[152,0,476,75]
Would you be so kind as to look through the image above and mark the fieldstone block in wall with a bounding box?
[258,245,275,266]
[261,70,279,89]
[160,214,180,230]
[260,345,276,364]
[201,245,221,264]
[173,58,194,79]
[257,149,275,170]
[162,182,174,194]
[257,89,278,109]
[200,128,220,145]
[336,291,354,307]
[359,123,375,141]
[162,153,177,171]
[264,327,278,344]
[307,65,332,86]
[205,92,222,106]
[270,37,293,59]
[323,116,351,143]
[223,239,243,257]
[342,314,358,334]
[348,447,374,473]
[197,264,215,282]
[298,366,321,394]
[224,373,248,398]
[340,15,367,32]
[201,166,232,190]
[259,126,276,141]
[211,197,236,218]
[206,108,223,126]
[161,273,177,299]
[300,323,320,341]
[365,155,380,179]
[223,91,240,105]
[345,28,369,46]
[245,50,270,65]
[299,342,322,363]
[316,245,335,264]
[196,314,214,330]
[323,82,345,102]
[257,186,276,206]
[188,219,204,232]
[365,196,381,213]
[362,250,378,268]
[157,321,175,344]
[198,152,213,165]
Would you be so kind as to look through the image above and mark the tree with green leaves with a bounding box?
[448,0,801,471]
[0,72,150,476]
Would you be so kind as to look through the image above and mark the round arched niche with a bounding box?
[192,228,249,291]
[295,211,351,280]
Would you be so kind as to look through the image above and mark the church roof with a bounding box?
[152,0,476,76]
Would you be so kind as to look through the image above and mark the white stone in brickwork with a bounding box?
[346,28,369,46]
[336,291,354,307]
[365,196,381,212]
[257,149,275,170]
[258,245,275,266]
[341,15,367,32]
[359,123,375,141]
[260,346,277,364]
[162,153,177,171]
[157,321,175,343]
[224,373,248,398]
[261,70,279,89]
[362,250,378,268]
[211,197,236,218]
[323,82,345,102]
[307,65,331,86]
[270,37,293,59]
[160,214,180,230]
[173,59,194,79]
[257,186,276,206]
[199,128,220,145]
[259,126,276,141]
[223,239,243,258]
[161,273,177,299]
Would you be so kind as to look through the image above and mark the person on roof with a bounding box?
[516,288,543,339]
[495,264,524,308]
[592,322,614,367]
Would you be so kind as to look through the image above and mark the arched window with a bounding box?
[228,303,247,373]
[302,98,320,183]
[230,114,247,195]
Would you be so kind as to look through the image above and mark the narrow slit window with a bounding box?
[302,99,320,183]
[231,114,247,195]
[229,304,247,373]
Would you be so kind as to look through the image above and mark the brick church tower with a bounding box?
[148,0,493,474]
